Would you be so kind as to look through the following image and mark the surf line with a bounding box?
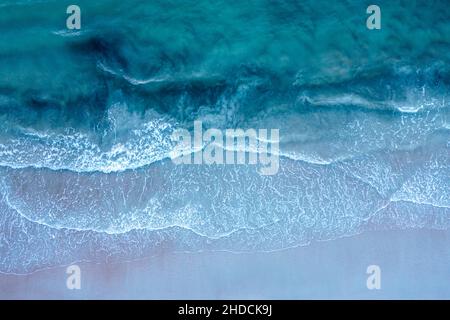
[170,120,280,175]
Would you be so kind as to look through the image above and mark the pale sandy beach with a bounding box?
[1,229,449,299]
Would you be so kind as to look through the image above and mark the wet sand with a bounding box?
[1,229,449,299]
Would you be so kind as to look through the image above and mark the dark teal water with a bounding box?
[0,1,449,274]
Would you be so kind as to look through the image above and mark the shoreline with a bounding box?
[1,228,449,299]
